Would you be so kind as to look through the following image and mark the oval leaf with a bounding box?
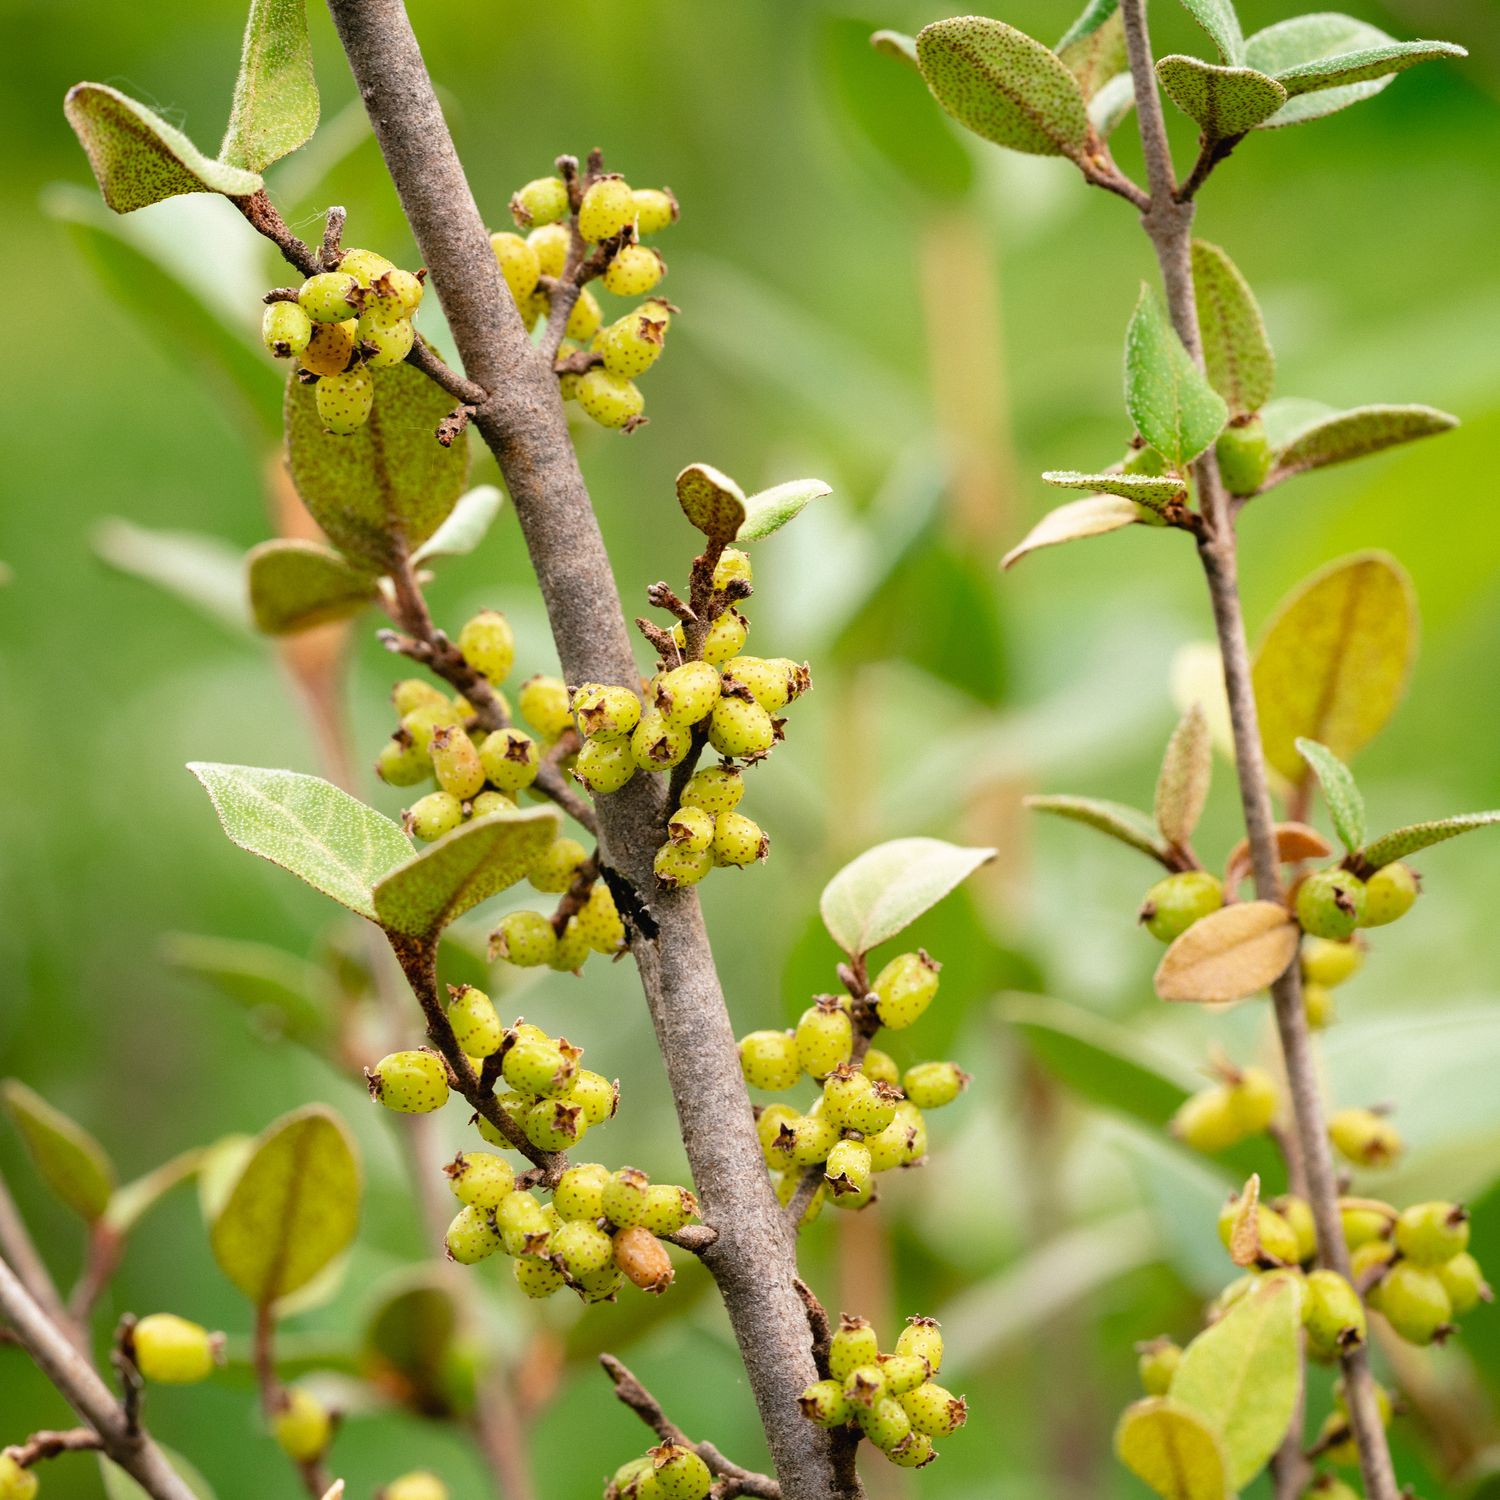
[1252,553,1417,783]
[411,484,505,564]
[64,83,262,214]
[1042,469,1186,506]
[210,1105,360,1306]
[1191,240,1275,418]
[220,0,320,173]
[675,463,746,542]
[1224,822,1332,890]
[373,807,560,942]
[1026,794,1171,864]
[1271,403,1457,479]
[1274,37,1464,99]
[1175,0,1244,63]
[286,362,470,571]
[247,539,379,635]
[1246,14,1407,128]
[1126,285,1229,469]
[1058,1,1127,99]
[820,837,996,958]
[1359,812,1500,872]
[1156,56,1287,136]
[188,762,414,921]
[2,1080,116,1222]
[1155,704,1213,849]
[1154,900,1298,1003]
[1002,494,1141,570]
[1114,1397,1228,1500]
[916,16,1092,159]
[1295,738,1365,852]
[737,478,833,542]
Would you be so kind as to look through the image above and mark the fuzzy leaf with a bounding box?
[210,1105,359,1306]
[1156,705,1213,849]
[220,0,319,172]
[1025,795,1170,863]
[738,478,833,542]
[916,17,1092,159]
[1125,285,1229,468]
[1115,1398,1228,1500]
[1177,0,1244,62]
[1259,396,1333,451]
[820,837,996,958]
[1154,900,1299,1003]
[1,1080,116,1222]
[411,485,505,564]
[1156,56,1287,136]
[1359,813,1500,872]
[64,83,262,213]
[163,932,333,1044]
[1252,553,1417,784]
[1272,403,1457,478]
[1058,0,1127,99]
[870,30,920,70]
[1295,738,1365,851]
[1090,72,1137,137]
[1274,38,1465,99]
[93,518,251,636]
[372,807,560,942]
[1170,1273,1302,1488]
[246,539,379,635]
[1002,495,1141,570]
[188,763,413,921]
[1191,240,1275,418]
[286,362,470,572]
[675,463,747,542]
[1042,470,1186,505]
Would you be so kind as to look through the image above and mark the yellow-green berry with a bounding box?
[739,1029,801,1091]
[529,836,588,894]
[1395,1201,1470,1267]
[376,731,431,787]
[799,1378,852,1427]
[490,909,557,967]
[1215,416,1272,496]
[299,271,360,322]
[667,805,715,853]
[490,231,540,304]
[712,549,751,590]
[576,736,636,794]
[679,763,743,816]
[722,656,798,714]
[825,1139,872,1199]
[502,1038,578,1098]
[862,1048,900,1088]
[316,366,375,436]
[367,1049,450,1113]
[406,790,465,842]
[1437,1252,1490,1315]
[654,842,711,889]
[566,287,603,342]
[1303,981,1335,1029]
[480,728,540,792]
[300,318,358,376]
[1303,1270,1366,1361]
[511,176,569,229]
[639,1183,698,1237]
[1370,1261,1452,1345]
[901,1061,969,1110]
[895,1317,943,1373]
[900,1382,967,1438]
[571,683,642,740]
[552,1218,614,1279]
[631,708,692,770]
[131,1313,220,1384]
[602,1167,651,1229]
[445,1204,503,1264]
[822,1066,900,1135]
[712,811,767,868]
[577,368,644,429]
[861,1396,913,1454]
[456,610,515,684]
[830,1315,879,1381]
[447,985,501,1057]
[604,244,666,297]
[632,188,678,235]
[445,1151,515,1210]
[263,300,312,358]
[871,950,940,1031]
[707,695,775,758]
[518,675,573,742]
[528,223,569,278]
[358,314,415,369]
[337,248,395,287]
[598,312,667,379]
[1360,863,1419,928]
[429,724,486,800]
[794,998,853,1079]
[655,662,720,727]
[578,177,635,243]
[554,1162,610,1221]
[1140,871,1224,942]
[569,1068,619,1126]
[1329,1107,1403,1168]
[272,1386,332,1461]
[380,1473,447,1500]
[886,1434,936,1469]
[1296,870,1366,941]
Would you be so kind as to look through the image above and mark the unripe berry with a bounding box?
[571,683,642,740]
[551,1218,614,1279]
[578,368,644,429]
[901,1061,969,1110]
[707,696,776,758]
[367,1049,450,1113]
[445,1203,503,1264]
[775,1169,826,1226]
[739,1029,801,1091]
[1303,1269,1366,1361]
[862,1049,900,1088]
[667,805,715,853]
[131,1313,221,1384]
[825,1138,872,1198]
[1296,870,1366,940]
[843,1363,888,1410]
[824,1068,902,1136]
[871,950,940,1031]
[615,1224,675,1295]
[316,366,375,436]
[654,842,712,888]
[865,1106,923,1171]
[380,1473,447,1500]
[632,187,679,235]
[713,811,768,867]
[529,836,588,894]
[784,1110,840,1167]
[861,1396,913,1453]
[550,919,593,974]
[429,725,486,800]
[567,287,604,342]
[701,611,749,666]
[523,1098,584,1154]
[798,1378,853,1427]
[502,1038,578,1098]
[554,1162,610,1221]
[299,271,360,323]
[1340,1200,1396,1249]
[1303,981,1335,1030]
[794,998,853,1079]
[406,790,465,843]
[519,675,573,742]
[569,1069,619,1127]
[604,244,666,297]
[1437,1252,1490,1314]
[376,731,431,787]
[603,1167,651,1228]
[1171,1087,1243,1154]
[1136,1337,1181,1396]
[401,699,462,752]
[1361,862,1419,927]
[1276,1195,1318,1264]
[895,1317,943,1374]
[576,882,626,955]
[712,549,752,590]
[1395,1201,1470,1266]
[679,763,744,817]
[1371,1261,1452,1345]
[578,177,635,243]
[457,610,516,684]
[300,318,358,377]
[371,267,424,318]
[639,1183,698,1237]
[263,300,313,358]
[337,248,395,287]
[1215,416,1272,496]
[1329,1107,1403,1167]
[490,909,557,967]
[877,1353,931,1397]
[1140,871,1224,942]
[1216,1197,1300,1265]
[576,736,636,795]
[886,1434,936,1469]
[598,312,668,380]
[900,1382,967,1438]
[446,985,501,1057]
[528,222,570,279]
[0,1463,36,1500]
[393,677,450,716]
[272,1386,332,1461]
[445,1150,515,1209]
[1302,1479,1358,1500]
[1301,936,1364,988]
[511,176,569,228]
[469,792,515,820]
[358,314,415,369]
[574,1264,625,1304]
[631,709,692,771]
[655,662,721,727]
[479,728,540,792]
[722,657,798,714]
[490,232,540,304]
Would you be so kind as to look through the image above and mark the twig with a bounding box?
[253,1305,331,1500]
[320,206,347,271]
[793,1280,832,1379]
[111,1317,144,1438]
[70,1223,124,1325]
[2,1428,105,1467]
[1176,132,1245,202]
[0,1172,78,1349]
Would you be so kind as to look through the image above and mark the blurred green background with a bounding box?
[2,1,1498,1497]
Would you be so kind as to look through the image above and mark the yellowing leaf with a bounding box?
[1154,901,1298,1003]
[1252,553,1417,784]
[675,464,746,542]
[1002,494,1140,570]
[2,1080,116,1221]
[1114,1397,1228,1500]
[246,539,379,635]
[1155,704,1212,849]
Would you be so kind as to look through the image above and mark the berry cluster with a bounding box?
[607,1444,712,1500]
[798,1314,965,1470]
[490,161,678,431]
[260,246,426,435]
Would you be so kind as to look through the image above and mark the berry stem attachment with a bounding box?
[1,1428,104,1469]
[319,205,347,271]
[110,1317,145,1439]
[252,1305,332,1500]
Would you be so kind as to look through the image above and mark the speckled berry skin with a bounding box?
[667,805,715,853]
[823,1068,901,1135]
[739,1029,801,1091]
[673,610,749,667]
[886,1434,936,1469]
[1296,869,1367,940]
[571,683,642,740]
[480,727,540,792]
[445,1203,503,1264]
[357,314,415,369]
[602,1167,651,1229]
[830,1316,879,1382]
[566,287,604,342]
[569,1068,619,1125]
[299,271,360,323]
[497,1192,551,1257]
[370,268,424,317]
[576,736,636,794]
[654,841,712,887]
[632,710,693,771]
[490,231,540,304]
[895,1316,943,1373]
[263,300,313,358]
[794,999,853,1079]
[578,177,636,242]
[429,724,486,800]
[336,247,395,287]
[865,1105,924,1171]
[510,176,569,228]
[131,1313,219,1384]
[447,985,502,1057]
[799,1378,853,1427]
[316,366,375,435]
[489,909,557,967]
[1372,1261,1453,1345]
[655,662,721,727]
[550,1163,608,1224]
[406,790,464,843]
[300,318,358,377]
[552,1218,615,1279]
[376,732,431,788]
[713,811,767,867]
[458,610,515,683]
[639,1183,698,1236]
[825,1138,872,1198]
[528,222,569,278]
[707,696,775,758]
[578,368,644,429]
[272,1386,332,1461]
[784,1111,840,1167]
[679,763,744,817]
[577,883,626,954]
[1361,862,1419,927]
[368,1049,450,1113]
[901,1061,969,1110]
[1140,870,1224,942]
[596,310,668,378]
[529,836,588,894]
[901,1382,968,1437]
[632,187,679,235]
[871,950,940,1031]
[445,1151,515,1209]
[518,675,573,742]
[604,244,666,297]
[502,1039,578,1099]
[723,656,797,713]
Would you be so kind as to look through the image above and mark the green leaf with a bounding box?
[63,83,262,213]
[1252,553,1417,784]
[361,1269,467,1416]
[1258,396,1333,451]
[1089,72,1137,138]
[916,17,1092,160]
[871,29,919,69]
[105,1149,207,1235]
[1170,1273,1302,1487]
[820,837,996,958]
[188,763,414,921]
[1125,285,1228,468]
[197,1135,255,1224]
[1271,403,1458,479]
[675,463,747,543]
[210,1104,360,1306]
[1191,240,1275,418]
[286,361,470,571]
[92,518,252,637]
[246,539,380,635]
[1156,704,1212,848]
[1273,38,1465,99]
[1154,900,1300,1003]
[1,1080,116,1222]
[411,484,505,564]
[100,1448,216,1500]
[737,478,834,543]
[372,807,560,942]
[1057,0,1127,100]
[1114,1397,1228,1500]
[1001,495,1142,570]
[1176,0,1244,63]
[162,932,333,1044]
[1295,738,1365,851]
[1042,470,1186,505]
[1156,56,1287,136]
[220,0,320,173]
[1025,794,1170,863]
[1359,812,1500,872]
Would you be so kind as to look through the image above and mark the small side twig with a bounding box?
[110,1317,144,1438]
[793,1279,832,1379]
[2,1428,105,1468]
[320,205,348,271]
[1176,132,1246,202]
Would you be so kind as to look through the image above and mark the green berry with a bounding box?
[299,271,360,323]
[370,268,424,318]
[667,805,715,853]
[401,699,462,751]
[1329,1107,1403,1168]
[551,1218,614,1278]
[862,1048,900,1088]
[1436,1251,1490,1314]
[886,1434,936,1469]
[272,1386,332,1461]
[393,678,449,716]
[843,1363,888,1410]
[445,1151,514,1209]
[502,1038,578,1098]
[701,611,748,666]
[571,683,642,740]
[458,610,516,684]
[429,724,486,800]
[578,368,645,429]
[598,311,667,378]
[528,223,569,278]
[490,909,557,967]
[376,731,431,787]
[1360,862,1419,927]
[447,985,501,1057]
[632,708,693,771]
[865,1105,924,1171]
[861,1396,913,1453]
[871,950,940,1031]
[480,728,540,792]
[757,1105,799,1170]
[784,1110,840,1167]
[549,919,593,974]
[722,656,798,713]
[655,661,721,727]
[822,1067,900,1135]
[1301,1479,1358,1500]
[497,1191,551,1257]
[825,1138,872,1198]
[1303,942,1357,993]
[263,300,313,358]
[654,842,712,888]
[900,1382,967,1437]
[679,763,744,817]
[1136,1338,1181,1396]
[529,836,587,894]
[632,187,678,235]
[1395,1201,1470,1266]
[1303,981,1335,1029]
[358,314,415,369]
[1171,1086,1245,1153]
[316,366,375,436]
[131,1313,220,1384]
[578,177,635,243]
[300,318,358,376]
[568,1069,619,1126]
[1140,871,1224,942]
[576,882,626,954]
[573,1263,625,1304]
[367,1049,450,1113]
[552,1162,609,1222]
[337,248,396,287]
[798,1378,853,1427]
[470,791,516,818]
[1276,1194,1318,1263]
[877,1353,931,1397]
[712,549,752,590]
[1296,870,1367,940]
[490,231,540,304]
[604,245,666,297]
[1303,1269,1366,1361]
[794,999,853,1079]
[0,1462,36,1500]
[445,1204,503,1264]
[1216,1197,1300,1265]
[739,1029,801,1091]
[1215,416,1272,496]
[519,675,573,742]
[511,176,569,228]
[707,695,775,758]
[1341,1200,1395,1250]
[576,736,637,794]
[381,1473,447,1500]
[406,790,465,842]
[1227,1067,1278,1134]
[602,1167,651,1229]
[713,811,767,867]
[1371,1261,1452,1345]
[523,1098,584,1154]
[639,1183,698,1236]
[566,287,604,343]
[901,1061,969,1110]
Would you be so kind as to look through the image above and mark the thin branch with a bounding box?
[0,1172,77,1348]
[1176,132,1245,202]
[70,1223,124,1325]
[2,1428,104,1467]
[253,1305,331,1500]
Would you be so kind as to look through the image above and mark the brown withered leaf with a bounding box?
[1229,1173,1263,1267]
[1154,901,1298,1003]
[1223,822,1331,889]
